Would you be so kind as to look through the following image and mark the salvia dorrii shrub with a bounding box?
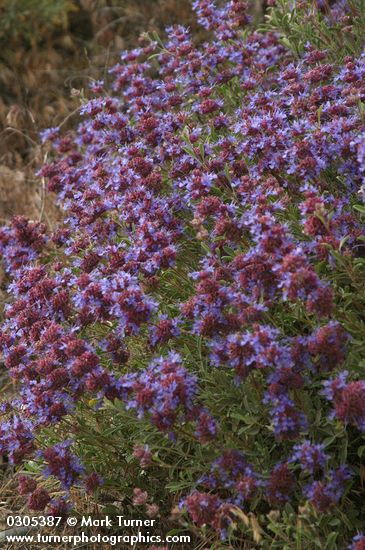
[1,0,365,547]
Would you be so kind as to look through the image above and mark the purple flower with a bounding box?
[349,533,365,550]
[120,352,198,433]
[266,394,308,440]
[323,374,365,431]
[38,440,85,490]
[304,467,351,512]
[266,463,295,505]
[290,440,328,473]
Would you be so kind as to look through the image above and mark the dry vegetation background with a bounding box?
[0,0,202,225]
[0,0,265,224]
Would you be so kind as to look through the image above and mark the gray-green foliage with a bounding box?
[264,0,365,60]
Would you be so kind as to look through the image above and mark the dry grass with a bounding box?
[0,0,197,224]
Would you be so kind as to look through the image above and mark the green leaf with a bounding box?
[358,445,365,458]
[200,242,211,255]
[354,204,365,215]
[324,532,338,550]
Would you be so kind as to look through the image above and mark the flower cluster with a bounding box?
[350,534,365,550]
[121,352,202,436]
[323,373,365,431]
[38,440,85,490]
[290,440,328,474]
[198,450,261,505]
[0,216,47,273]
[304,466,352,513]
